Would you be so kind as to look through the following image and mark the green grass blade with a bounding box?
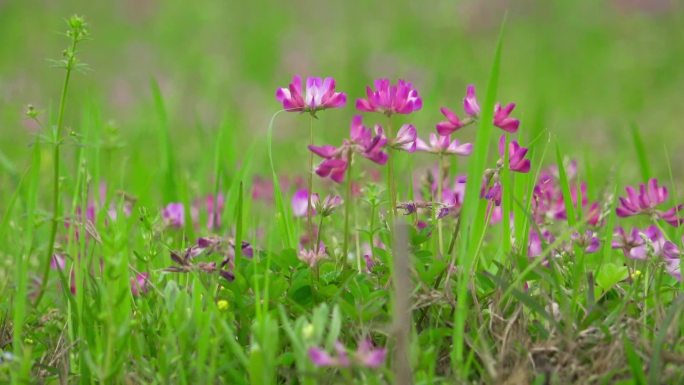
[267,110,295,249]
[150,79,178,202]
[647,297,684,384]
[630,122,650,182]
[623,336,646,385]
[453,14,506,375]
[554,143,576,227]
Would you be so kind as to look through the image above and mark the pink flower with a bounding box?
[439,175,468,217]
[528,230,557,261]
[309,116,391,183]
[612,225,664,260]
[463,84,480,117]
[483,182,503,206]
[275,75,347,113]
[364,254,375,273]
[435,107,465,136]
[162,203,185,228]
[436,85,480,136]
[416,133,472,156]
[291,189,318,217]
[251,176,274,203]
[308,342,350,367]
[393,124,417,152]
[204,194,225,230]
[356,79,422,115]
[572,231,600,253]
[354,339,387,368]
[314,194,343,217]
[616,178,683,226]
[532,168,600,226]
[488,205,504,225]
[493,103,520,133]
[349,116,388,165]
[663,240,681,281]
[314,158,348,183]
[51,253,66,270]
[130,272,150,297]
[298,244,327,267]
[498,135,530,173]
[308,339,386,369]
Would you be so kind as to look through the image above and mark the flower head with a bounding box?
[308,342,350,367]
[436,107,465,136]
[308,339,386,369]
[463,84,480,117]
[664,243,682,281]
[130,272,150,297]
[313,158,348,183]
[354,339,387,368]
[162,203,185,228]
[416,133,472,156]
[528,230,557,261]
[611,225,664,260]
[493,103,520,133]
[498,135,530,173]
[349,116,388,164]
[292,189,317,217]
[356,79,422,116]
[298,244,327,267]
[436,86,481,136]
[51,253,66,270]
[314,194,343,217]
[483,181,503,206]
[572,231,600,253]
[309,115,392,184]
[616,178,683,226]
[276,75,346,114]
[393,124,417,152]
[203,194,225,230]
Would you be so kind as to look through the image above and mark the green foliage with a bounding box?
[1,4,684,385]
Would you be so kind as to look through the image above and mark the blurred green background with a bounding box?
[1,0,682,191]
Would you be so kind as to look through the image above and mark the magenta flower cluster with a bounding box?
[308,339,387,369]
[616,178,683,226]
[276,76,347,114]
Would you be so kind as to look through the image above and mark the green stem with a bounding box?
[386,115,396,225]
[314,214,324,284]
[34,37,78,308]
[343,151,352,265]
[307,115,315,246]
[436,154,445,257]
[367,203,376,272]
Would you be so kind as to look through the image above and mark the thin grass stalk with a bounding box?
[34,33,80,308]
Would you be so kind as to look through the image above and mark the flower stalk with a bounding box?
[343,151,353,264]
[386,115,397,223]
[307,114,315,244]
[34,16,88,307]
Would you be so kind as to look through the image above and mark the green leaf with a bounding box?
[595,263,628,293]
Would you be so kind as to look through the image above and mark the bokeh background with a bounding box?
[1,0,683,194]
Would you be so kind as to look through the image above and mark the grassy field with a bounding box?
[1,1,683,383]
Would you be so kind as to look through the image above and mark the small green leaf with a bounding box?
[595,263,629,293]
